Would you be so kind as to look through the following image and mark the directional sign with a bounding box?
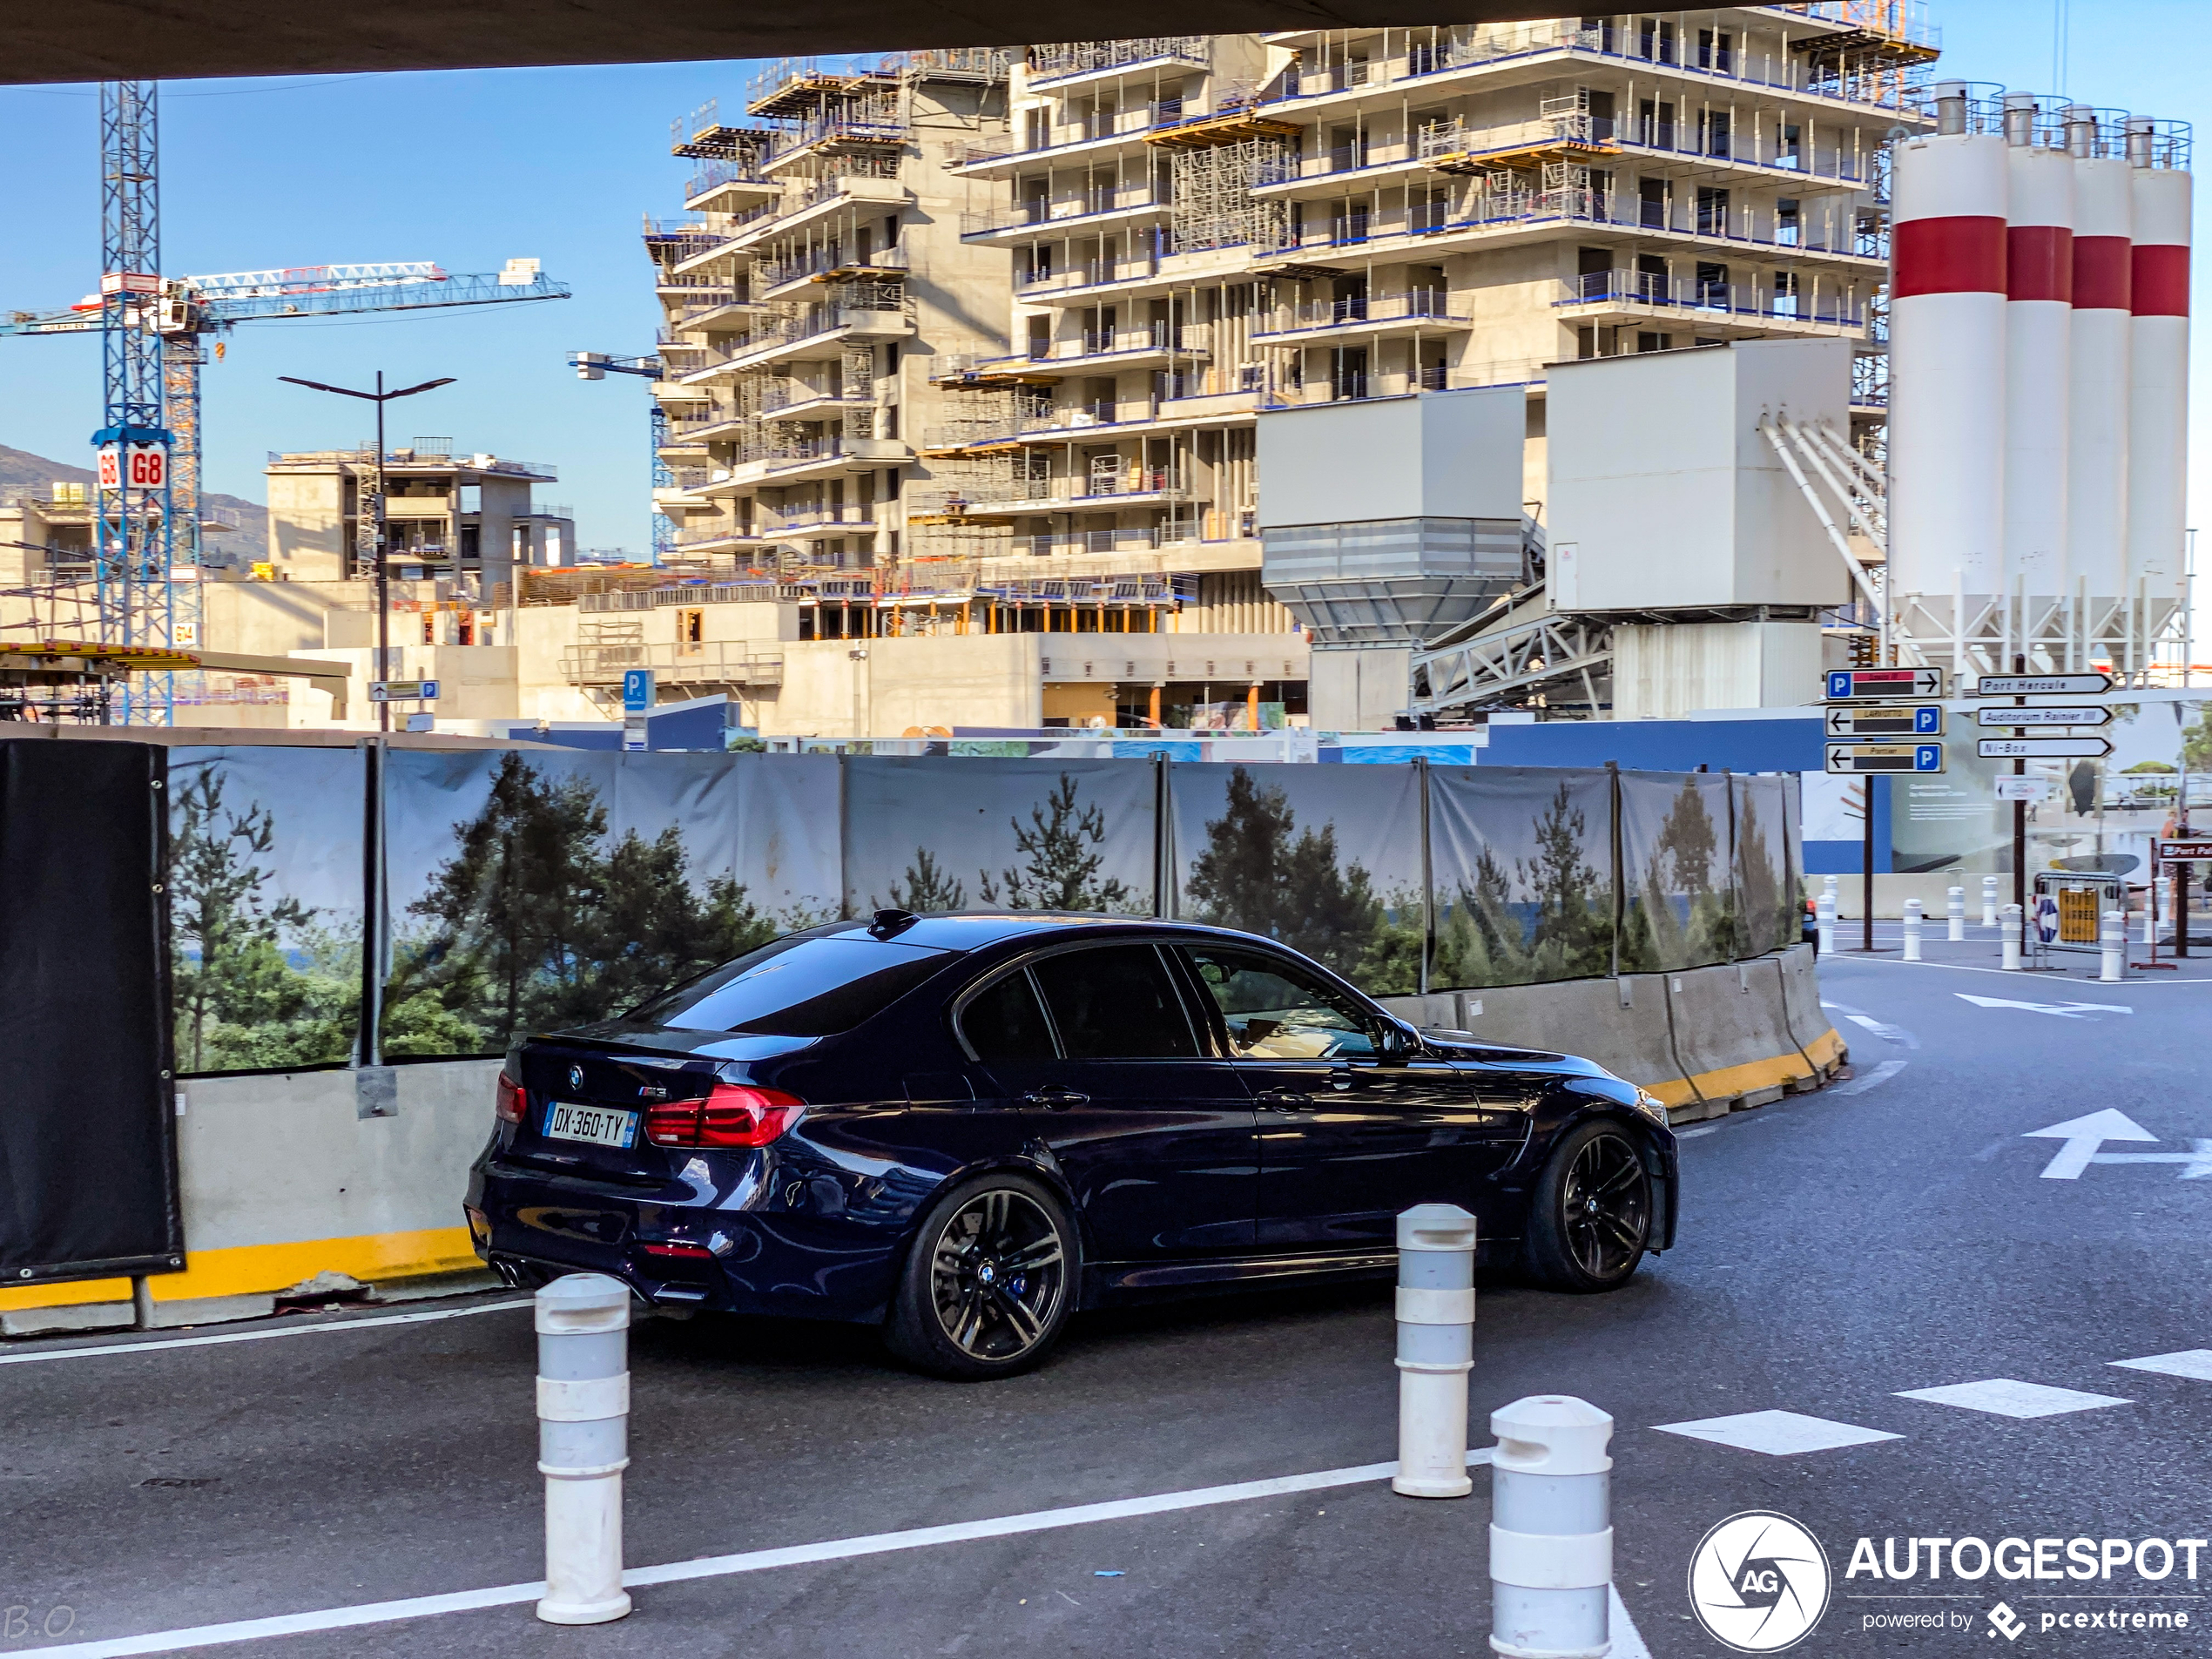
[1825,742,1944,774]
[368,679,423,703]
[1826,667,1946,700]
[1974,671,2113,697]
[418,678,440,701]
[1825,705,1944,738]
[1995,776,2054,802]
[2155,839,2212,861]
[1973,705,2113,727]
[2022,1109,2212,1181]
[1976,736,2113,759]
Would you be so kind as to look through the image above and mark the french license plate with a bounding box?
[543,1102,639,1150]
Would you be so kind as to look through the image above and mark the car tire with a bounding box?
[1522,1119,1653,1293]
[885,1171,1080,1381]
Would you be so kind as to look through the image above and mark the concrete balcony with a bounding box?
[766,508,876,543]
[1553,273,1869,337]
[730,173,910,254]
[959,188,1169,245]
[679,300,913,381]
[984,322,1214,378]
[1015,244,1254,307]
[1022,37,1210,91]
[1251,291,1474,344]
[753,247,909,303]
[562,639,786,688]
[953,105,1184,179]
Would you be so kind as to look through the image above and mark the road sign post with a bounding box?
[1824,743,1944,773]
[621,667,655,754]
[1824,705,1944,739]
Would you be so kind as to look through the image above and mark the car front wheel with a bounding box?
[885,1173,1077,1380]
[1524,1120,1653,1292]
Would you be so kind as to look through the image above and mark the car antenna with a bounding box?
[869,907,920,939]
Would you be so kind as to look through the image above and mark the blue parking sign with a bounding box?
[1915,707,1940,734]
[622,669,655,714]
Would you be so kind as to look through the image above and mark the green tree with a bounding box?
[1518,781,1612,976]
[170,768,314,1072]
[977,774,1136,911]
[888,847,967,912]
[577,828,775,1018]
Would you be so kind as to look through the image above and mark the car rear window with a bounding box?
[631,936,954,1036]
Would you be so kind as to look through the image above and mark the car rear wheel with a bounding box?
[886,1173,1077,1380]
[1523,1120,1652,1293]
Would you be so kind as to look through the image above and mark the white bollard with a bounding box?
[536,1274,633,1626]
[1822,873,1839,911]
[1392,1203,1476,1499]
[2101,909,2125,982]
[1815,890,1836,956]
[1947,885,1966,941]
[2156,876,2172,945]
[1489,1396,1615,1659]
[2000,903,2023,971]
[2143,887,2158,948]
[1982,874,2000,929]
[1901,897,1923,961]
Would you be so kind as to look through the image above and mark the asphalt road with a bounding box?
[5,951,2211,1658]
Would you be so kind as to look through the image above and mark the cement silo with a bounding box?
[2126,118,2192,599]
[2001,95,2074,597]
[2066,107,2134,604]
[1887,83,2009,622]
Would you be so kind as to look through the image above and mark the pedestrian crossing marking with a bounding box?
[1894,1379,2131,1419]
[1652,1409,1903,1456]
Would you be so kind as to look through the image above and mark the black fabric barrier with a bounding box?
[0,741,181,1284]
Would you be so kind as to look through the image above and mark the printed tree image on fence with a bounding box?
[170,768,357,1073]
[392,752,781,1053]
[1184,768,1420,993]
[1733,783,1794,959]
[1621,776,1737,972]
[1432,779,1614,988]
[880,773,1143,915]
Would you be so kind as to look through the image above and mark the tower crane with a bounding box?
[569,352,672,563]
[0,80,572,722]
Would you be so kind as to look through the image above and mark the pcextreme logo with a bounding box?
[1688,1511,1833,1652]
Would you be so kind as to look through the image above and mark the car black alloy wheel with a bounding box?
[1560,1130,1650,1281]
[887,1172,1079,1380]
[1525,1119,1652,1292]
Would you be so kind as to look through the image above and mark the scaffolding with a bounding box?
[1168,138,1291,253]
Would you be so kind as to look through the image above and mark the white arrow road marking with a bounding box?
[2026,1109,2159,1178]
[1957,993,2134,1019]
[2090,1141,2212,1178]
[1844,1013,1919,1048]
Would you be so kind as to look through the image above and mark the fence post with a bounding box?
[1392,1203,1476,1498]
[1488,1396,1614,1659]
[536,1274,633,1626]
[1901,897,1923,961]
[1947,884,1965,941]
[2000,903,2023,971]
[1982,873,1999,929]
[1416,757,1433,997]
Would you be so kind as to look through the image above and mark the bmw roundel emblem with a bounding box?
[567,1065,585,1093]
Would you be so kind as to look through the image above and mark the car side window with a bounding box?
[1176,945,1378,1062]
[1028,944,1198,1060]
[960,968,1058,1062]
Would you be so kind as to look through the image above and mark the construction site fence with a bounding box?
[165,746,1798,1076]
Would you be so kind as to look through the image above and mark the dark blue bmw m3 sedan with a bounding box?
[467,911,1678,1379]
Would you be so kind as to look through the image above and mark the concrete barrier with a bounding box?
[0,1059,497,1333]
[1383,947,1846,1128]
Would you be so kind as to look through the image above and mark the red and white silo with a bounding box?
[2066,108,2133,602]
[2001,94,2074,597]
[2126,118,2191,593]
[1888,84,2010,605]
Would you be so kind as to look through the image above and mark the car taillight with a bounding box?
[644,1083,803,1149]
[496,1071,526,1125]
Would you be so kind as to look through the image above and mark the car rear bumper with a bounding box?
[467,1154,906,1324]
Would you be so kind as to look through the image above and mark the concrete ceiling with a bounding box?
[5,2,1581,85]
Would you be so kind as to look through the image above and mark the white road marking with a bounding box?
[1831,1060,1909,1096]
[2025,1109,2159,1179]
[1894,1379,2132,1419]
[35,1448,1501,1656]
[1652,1409,1902,1456]
[0,1299,532,1367]
[1956,993,2133,1018]
[2111,1350,2212,1381]
[1609,1586,1655,1659]
[2087,1144,2212,1178]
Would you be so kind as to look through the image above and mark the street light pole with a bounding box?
[278,372,455,732]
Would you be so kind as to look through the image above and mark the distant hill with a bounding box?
[0,442,270,570]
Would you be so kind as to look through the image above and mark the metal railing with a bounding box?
[685,157,775,201]
[960,185,1165,237]
[1265,185,1873,260]
[1026,38,1209,84]
[1556,271,1867,327]
[562,640,786,685]
[753,246,908,290]
[1254,290,1468,337]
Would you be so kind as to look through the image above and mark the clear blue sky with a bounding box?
[0,3,2204,565]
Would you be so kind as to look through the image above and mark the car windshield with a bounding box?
[630,935,954,1036]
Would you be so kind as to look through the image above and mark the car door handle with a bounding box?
[1326,1067,1357,1092]
[1021,1087,1089,1109]
[1255,1089,1313,1110]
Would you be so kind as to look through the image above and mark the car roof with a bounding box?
[806,912,1175,951]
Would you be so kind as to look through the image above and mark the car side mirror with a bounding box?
[1375,1018,1420,1067]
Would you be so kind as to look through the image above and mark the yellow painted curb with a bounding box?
[1642,1037,1838,1111]
[1804,1026,1847,1069]
[0,1228,481,1314]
